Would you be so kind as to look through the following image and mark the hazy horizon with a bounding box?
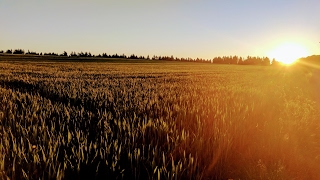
[1,0,319,59]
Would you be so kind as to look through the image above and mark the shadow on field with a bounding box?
[0,79,106,113]
[0,79,124,179]
[0,79,112,142]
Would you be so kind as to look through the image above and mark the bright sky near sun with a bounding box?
[0,0,319,59]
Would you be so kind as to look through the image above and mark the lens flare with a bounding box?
[268,42,310,65]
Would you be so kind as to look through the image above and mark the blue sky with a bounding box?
[0,0,319,59]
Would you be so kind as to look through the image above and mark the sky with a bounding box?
[0,0,319,59]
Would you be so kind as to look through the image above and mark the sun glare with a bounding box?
[268,42,310,65]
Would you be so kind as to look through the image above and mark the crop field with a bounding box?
[0,60,319,179]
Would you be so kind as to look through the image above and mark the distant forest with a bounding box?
[0,48,318,65]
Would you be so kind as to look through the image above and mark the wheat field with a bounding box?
[0,61,319,179]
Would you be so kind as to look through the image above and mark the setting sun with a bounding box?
[268,42,310,65]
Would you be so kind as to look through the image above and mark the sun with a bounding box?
[267,42,310,65]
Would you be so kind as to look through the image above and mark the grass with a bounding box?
[0,60,319,179]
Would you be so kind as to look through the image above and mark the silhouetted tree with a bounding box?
[299,55,320,64]
[130,54,138,59]
[1,46,282,66]
[70,52,77,57]
[13,49,25,54]
[102,53,108,58]
[26,50,39,55]
[262,57,270,65]
[271,58,280,66]
[231,56,238,64]
[44,52,58,56]
[60,51,68,56]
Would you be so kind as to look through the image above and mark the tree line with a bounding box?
[0,48,281,65]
